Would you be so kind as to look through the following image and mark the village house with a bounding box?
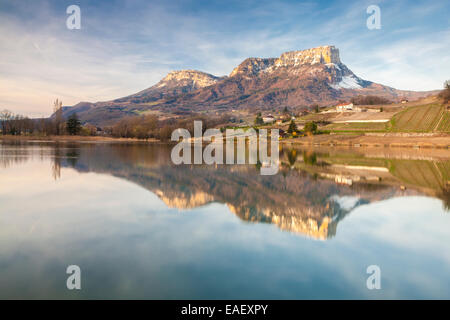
[262,115,275,123]
[334,103,369,113]
[335,102,354,112]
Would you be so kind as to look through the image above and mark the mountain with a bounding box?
[116,70,224,103]
[62,45,435,125]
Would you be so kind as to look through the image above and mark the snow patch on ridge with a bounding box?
[330,75,362,90]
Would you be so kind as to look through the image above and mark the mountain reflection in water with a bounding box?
[2,142,448,240]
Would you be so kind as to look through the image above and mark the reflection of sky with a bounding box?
[1,158,450,299]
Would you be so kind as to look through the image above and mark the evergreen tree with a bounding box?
[254,113,264,125]
[66,113,81,135]
[287,119,297,134]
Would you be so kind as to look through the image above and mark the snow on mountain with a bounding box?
[330,75,363,90]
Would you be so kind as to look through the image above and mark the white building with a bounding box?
[335,102,354,112]
[262,115,275,123]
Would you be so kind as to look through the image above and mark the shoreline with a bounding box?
[1,133,449,149]
[281,134,450,149]
[0,135,160,143]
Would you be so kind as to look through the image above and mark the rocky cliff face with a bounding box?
[158,70,222,89]
[112,70,223,105]
[62,45,434,125]
[229,57,276,77]
[275,45,341,67]
[230,46,342,77]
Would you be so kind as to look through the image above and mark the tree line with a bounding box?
[350,95,392,105]
[0,100,85,136]
[106,113,233,140]
[1,99,233,140]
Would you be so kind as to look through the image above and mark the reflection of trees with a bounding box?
[1,142,81,181]
[66,149,79,168]
[442,186,450,212]
[287,149,298,167]
[52,146,61,180]
[303,150,317,165]
[0,143,30,168]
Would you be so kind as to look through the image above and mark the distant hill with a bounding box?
[62,45,438,126]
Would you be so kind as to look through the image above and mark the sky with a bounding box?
[0,0,449,117]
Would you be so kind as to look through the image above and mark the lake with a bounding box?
[0,141,449,299]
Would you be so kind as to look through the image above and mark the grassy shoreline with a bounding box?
[0,135,160,143]
[1,133,449,149]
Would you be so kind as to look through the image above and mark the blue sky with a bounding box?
[0,0,449,117]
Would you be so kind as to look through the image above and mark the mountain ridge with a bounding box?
[62,45,436,126]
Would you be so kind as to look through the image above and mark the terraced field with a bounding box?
[436,110,450,132]
[390,103,447,132]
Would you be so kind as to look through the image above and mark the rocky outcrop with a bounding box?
[229,46,343,77]
[274,45,341,67]
[158,70,222,89]
[230,58,276,77]
[121,70,223,103]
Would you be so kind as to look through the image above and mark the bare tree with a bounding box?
[53,99,64,135]
[0,109,13,135]
[439,80,450,103]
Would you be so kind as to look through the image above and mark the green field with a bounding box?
[322,122,388,132]
[389,103,448,132]
[436,110,450,132]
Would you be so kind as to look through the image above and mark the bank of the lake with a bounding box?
[2,133,449,149]
[0,135,160,143]
[282,133,450,149]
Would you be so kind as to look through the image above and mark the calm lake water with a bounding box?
[1,141,449,299]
